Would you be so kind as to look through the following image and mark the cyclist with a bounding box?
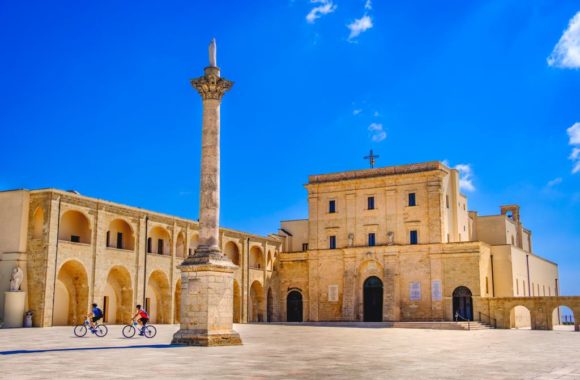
[132,305,150,336]
[87,303,103,333]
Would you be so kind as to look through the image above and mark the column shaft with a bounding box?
[199,99,220,249]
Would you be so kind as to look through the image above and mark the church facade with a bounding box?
[276,161,559,324]
[0,161,576,329]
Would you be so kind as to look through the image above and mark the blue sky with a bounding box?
[1,1,579,294]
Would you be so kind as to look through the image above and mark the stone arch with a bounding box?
[107,219,135,250]
[287,289,303,322]
[233,280,241,323]
[148,226,171,255]
[250,246,264,269]
[176,232,186,258]
[356,259,384,320]
[53,260,89,326]
[453,286,474,321]
[189,233,199,256]
[249,280,265,322]
[267,287,274,322]
[267,251,273,271]
[32,207,44,239]
[509,305,531,329]
[552,305,575,331]
[174,279,181,324]
[224,241,241,266]
[59,210,91,244]
[146,270,171,323]
[363,276,383,322]
[103,266,133,324]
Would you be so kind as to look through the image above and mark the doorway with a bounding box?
[363,276,383,322]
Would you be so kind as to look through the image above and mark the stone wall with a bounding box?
[4,189,281,327]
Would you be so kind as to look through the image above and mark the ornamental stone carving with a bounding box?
[9,266,24,292]
[191,69,233,101]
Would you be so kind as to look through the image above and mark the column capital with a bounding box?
[191,67,233,101]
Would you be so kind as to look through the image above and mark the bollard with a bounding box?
[24,311,33,327]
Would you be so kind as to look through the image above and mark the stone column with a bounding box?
[171,41,241,346]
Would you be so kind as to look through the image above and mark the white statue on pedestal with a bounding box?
[209,38,217,67]
[9,266,23,291]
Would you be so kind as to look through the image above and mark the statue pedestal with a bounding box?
[171,254,241,346]
[4,291,26,328]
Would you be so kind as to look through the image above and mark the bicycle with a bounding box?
[74,318,108,337]
[122,321,157,338]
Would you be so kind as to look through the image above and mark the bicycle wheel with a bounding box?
[95,324,108,337]
[74,324,87,337]
[144,325,157,338]
[122,325,136,338]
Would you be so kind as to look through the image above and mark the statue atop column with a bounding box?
[209,38,217,67]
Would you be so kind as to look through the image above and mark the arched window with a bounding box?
[250,246,264,269]
[148,226,171,255]
[59,210,91,244]
[107,219,134,250]
[224,241,240,265]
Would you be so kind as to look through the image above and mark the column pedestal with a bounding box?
[4,291,26,328]
[171,252,241,346]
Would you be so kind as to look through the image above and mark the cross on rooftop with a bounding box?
[364,150,379,168]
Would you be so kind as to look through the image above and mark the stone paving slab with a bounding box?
[0,324,579,379]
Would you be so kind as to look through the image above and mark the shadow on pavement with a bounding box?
[0,344,180,356]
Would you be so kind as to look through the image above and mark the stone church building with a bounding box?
[0,161,577,330]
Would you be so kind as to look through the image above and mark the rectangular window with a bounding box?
[106,231,110,247]
[367,196,375,210]
[71,235,80,243]
[446,195,449,209]
[329,235,336,249]
[410,230,418,245]
[408,193,416,207]
[485,277,489,294]
[158,239,164,255]
[147,237,152,253]
[117,232,123,249]
[329,200,336,213]
[302,243,309,251]
[368,233,376,246]
[516,279,519,295]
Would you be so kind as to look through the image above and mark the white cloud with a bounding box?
[547,177,563,187]
[347,14,373,41]
[306,0,337,23]
[454,163,475,192]
[547,12,580,69]
[364,0,372,10]
[568,122,580,145]
[368,122,386,142]
[568,122,580,174]
[353,108,363,115]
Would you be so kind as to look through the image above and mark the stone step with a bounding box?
[392,321,494,330]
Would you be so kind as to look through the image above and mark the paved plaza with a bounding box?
[0,324,578,379]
